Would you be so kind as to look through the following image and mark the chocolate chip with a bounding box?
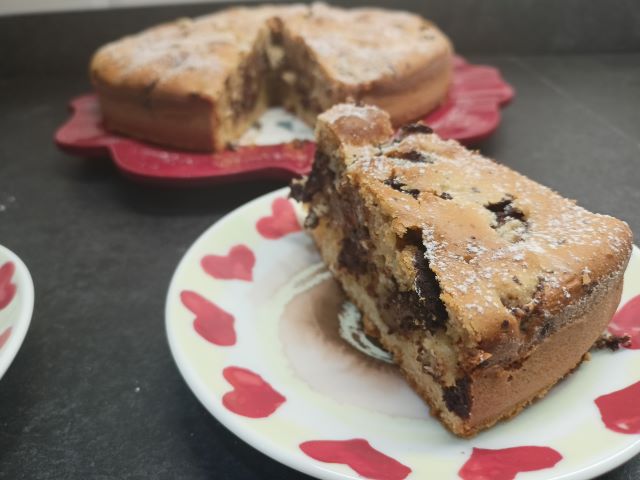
[336,188,371,276]
[413,250,444,309]
[384,177,420,199]
[396,150,430,163]
[400,122,433,136]
[405,189,420,199]
[396,227,422,249]
[386,229,448,334]
[338,236,369,276]
[384,177,403,190]
[290,151,334,203]
[443,377,472,419]
[485,197,526,228]
[289,179,305,202]
[439,192,452,200]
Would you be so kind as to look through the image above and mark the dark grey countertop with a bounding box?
[0,2,639,478]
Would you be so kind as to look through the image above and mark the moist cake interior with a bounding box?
[294,144,465,408]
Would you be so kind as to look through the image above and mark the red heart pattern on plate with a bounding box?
[0,327,12,349]
[256,198,301,239]
[180,290,236,346]
[595,380,640,434]
[0,261,16,310]
[608,294,640,349]
[458,446,563,480]
[299,439,411,480]
[222,366,286,418]
[201,244,255,281]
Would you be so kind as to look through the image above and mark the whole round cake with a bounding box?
[90,3,453,151]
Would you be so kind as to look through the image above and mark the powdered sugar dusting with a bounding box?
[93,3,451,98]
[295,4,449,85]
[318,103,388,124]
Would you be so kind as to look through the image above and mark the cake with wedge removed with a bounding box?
[291,103,633,437]
[90,3,452,151]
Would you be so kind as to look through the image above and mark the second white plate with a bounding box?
[0,244,34,381]
[166,187,640,480]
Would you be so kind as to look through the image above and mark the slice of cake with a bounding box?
[90,3,452,151]
[291,103,633,437]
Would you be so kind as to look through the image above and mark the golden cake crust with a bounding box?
[90,3,452,151]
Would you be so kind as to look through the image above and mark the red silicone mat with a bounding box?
[55,56,514,184]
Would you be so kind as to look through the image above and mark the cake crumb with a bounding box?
[592,333,631,351]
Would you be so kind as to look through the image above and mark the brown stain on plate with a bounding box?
[279,273,429,419]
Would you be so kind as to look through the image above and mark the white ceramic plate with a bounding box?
[0,244,34,380]
[166,188,640,480]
